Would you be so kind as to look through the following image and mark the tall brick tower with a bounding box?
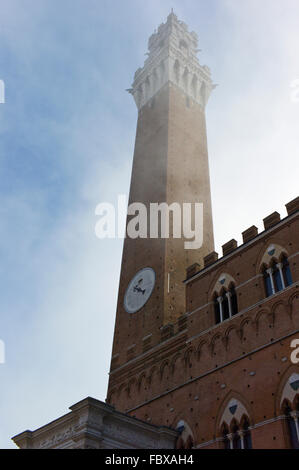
[107,12,215,406]
[12,12,299,451]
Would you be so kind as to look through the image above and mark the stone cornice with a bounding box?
[12,397,178,449]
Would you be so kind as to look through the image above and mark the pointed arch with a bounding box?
[160,359,170,380]
[173,59,180,84]
[254,308,271,332]
[221,422,230,449]
[210,332,223,356]
[174,419,194,449]
[184,347,194,367]
[258,243,289,270]
[148,365,158,381]
[137,372,147,392]
[196,339,208,361]
[277,369,299,413]
[216,390,254,434]
[211,273,237,297]
[170,352,182,374]
[216,394,253,449]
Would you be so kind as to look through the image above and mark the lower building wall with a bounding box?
[127,338,299,449]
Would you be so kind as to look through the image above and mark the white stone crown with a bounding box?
[128,11,216,110]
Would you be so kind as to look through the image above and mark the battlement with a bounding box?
[186,196,299,281]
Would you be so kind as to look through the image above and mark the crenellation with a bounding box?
[186,262,201,279]
[186,199,298,281]
[263,211,281,230]
[285,196,299,216]
[222,239,238,257]
[242,225,258,243]
[204,251,219,268]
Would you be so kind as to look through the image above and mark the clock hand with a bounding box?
[133,285,146,295]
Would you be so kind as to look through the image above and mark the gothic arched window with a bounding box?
[213,285,238,325]
[175,421,194,449]
[221,416,252,449]
[263,254,293,298]
[220,399,252,449]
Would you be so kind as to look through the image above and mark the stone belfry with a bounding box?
[108,12,215,386]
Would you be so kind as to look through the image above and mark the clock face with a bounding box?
[124,267,156,314]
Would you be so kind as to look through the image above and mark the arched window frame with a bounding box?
[175,421,194,449]
[213,284,238,325]
[262,254,293,298]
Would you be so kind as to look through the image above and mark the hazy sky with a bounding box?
[0,0,298,448]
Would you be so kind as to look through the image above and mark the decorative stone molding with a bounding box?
[219,398,250,430]
[259,243,288,268]
[212,272,236,295]
[12,397,178,449]
[127,11,215,110]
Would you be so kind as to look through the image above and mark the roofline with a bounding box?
[184,210,298,285]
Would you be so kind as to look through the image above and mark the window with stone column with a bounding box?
[219,399,252,449]
[214,284,238,325]
[222,417,252,449]
[262,252,293,298]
